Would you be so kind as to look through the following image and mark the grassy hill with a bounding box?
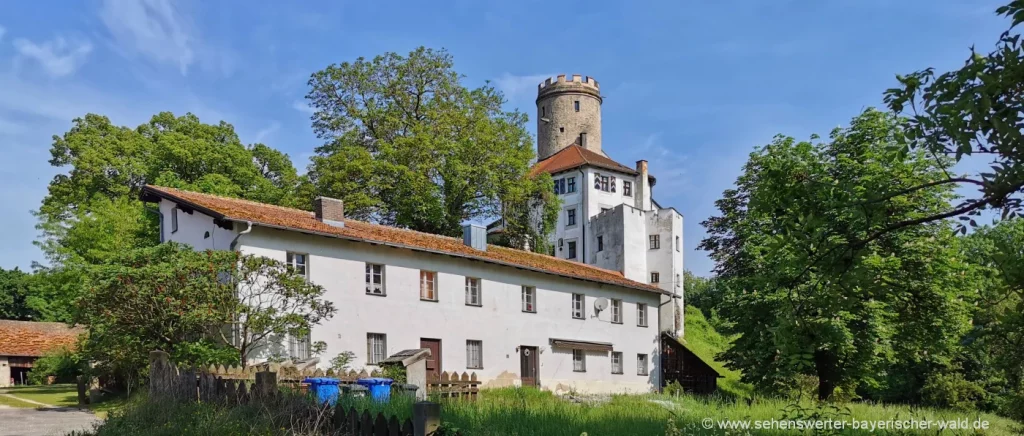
[678,305,752,398]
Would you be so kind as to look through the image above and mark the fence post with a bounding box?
[255,370,277,401]
[76,375,88,406]
[149,350,173,399]
[413,401,440,436]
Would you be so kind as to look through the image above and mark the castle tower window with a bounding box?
[574,101,580,112]
[597,235,604,252]
[542,106,546,117]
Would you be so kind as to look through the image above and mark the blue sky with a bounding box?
[0,0,1010,276]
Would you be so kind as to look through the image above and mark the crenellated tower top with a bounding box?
[536,74,604,160]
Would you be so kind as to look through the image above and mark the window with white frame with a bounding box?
[466,340,483,369]
[623,181,632,197]
[465,277,481,306]
[420,270,437,301]
[567,208,577,227]
[288,333,311,360]
[567,241,577,260]
[649,234,660,249]
[637,303,648,327]
[611,299,622,324]
[572,293,584,319]
[365,263,385,295]
[522,286,536,313]
[651,272,660,284]
[573,349,586,372]
[637,354,649,375]
[286,252,308,278]
[611,351,623,374]
[171,206,179,233]
[367,333,387,365]
[567,177,576,193]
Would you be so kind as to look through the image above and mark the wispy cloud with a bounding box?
[253,121,280,143]
[637,133,690,196]
[292,100,315,115]
[13,36,93,77]
[98,0,211,76]
[493,73,554,101]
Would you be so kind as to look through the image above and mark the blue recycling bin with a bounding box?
[356,377,394,402]
[304,377,340,405]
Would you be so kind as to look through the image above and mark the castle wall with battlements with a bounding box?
[536,74,603,160]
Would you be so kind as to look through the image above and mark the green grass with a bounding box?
[5,384,79,407]
[0,394,40,408]
[679,305,753,398]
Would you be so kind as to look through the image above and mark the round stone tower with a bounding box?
[536,74,603,160]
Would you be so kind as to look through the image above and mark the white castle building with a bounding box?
[497,74,685,337]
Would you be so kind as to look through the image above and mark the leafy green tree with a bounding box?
[304,47,557,245]
[78,243,336,381]
[38,112,299,264]
[957,220,1024,419]
[700,109,973,400]
[880,2,1024,230]
[0,267,37,320]
[226,255,336,365]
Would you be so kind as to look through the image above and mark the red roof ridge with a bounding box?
[143,185,663,294]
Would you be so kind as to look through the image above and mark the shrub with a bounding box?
[922,372,987,411]
[28,346,85,385]
[329,351,356,372]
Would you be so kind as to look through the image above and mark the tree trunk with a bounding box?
[814,349,839,401]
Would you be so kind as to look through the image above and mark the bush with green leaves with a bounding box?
[28,346,85,385]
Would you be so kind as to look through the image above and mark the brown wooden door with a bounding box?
[520,346,538,387]
[420,338,442,379]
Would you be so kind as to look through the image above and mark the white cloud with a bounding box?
[292,100,315,115]
[13,36,93,77]
[253,121,280,143]
[493,73,555,101]
[99,0,196,75]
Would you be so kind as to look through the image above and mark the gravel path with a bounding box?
[0,405,101,436]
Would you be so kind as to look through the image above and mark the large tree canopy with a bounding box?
[879,2,1024,232]
[37,112,300,266]
[303,47,557,248]
[700,109,973,400]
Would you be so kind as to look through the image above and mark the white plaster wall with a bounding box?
[0,356,9,388]
[159,199,237,251]
[550,172,585,261]
[236,226,662,394]
[584,167,640,222]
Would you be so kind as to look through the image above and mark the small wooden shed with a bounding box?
[660,333,722,395]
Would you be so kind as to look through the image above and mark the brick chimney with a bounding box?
[314,197,345,228]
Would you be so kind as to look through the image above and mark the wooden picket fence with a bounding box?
[426,371,480,400]
[147,351,455,435]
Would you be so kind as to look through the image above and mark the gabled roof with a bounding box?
[530,145,637,177]
[0,320,84,357]
[142,186,667,295]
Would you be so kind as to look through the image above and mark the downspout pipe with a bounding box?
[579,168,587,264]
[230,221,253,251]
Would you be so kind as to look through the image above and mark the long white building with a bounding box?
[143,185,670,394]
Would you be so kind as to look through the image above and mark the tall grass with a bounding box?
[680,305,752,398]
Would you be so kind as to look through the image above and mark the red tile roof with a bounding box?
[143,186,666,295]
[0,321,83,357]
[530,145,637,177]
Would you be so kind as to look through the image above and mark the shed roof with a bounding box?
[142,186,667,295]
[0,320,83,357]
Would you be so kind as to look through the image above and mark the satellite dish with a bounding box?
[594,297,609,312]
